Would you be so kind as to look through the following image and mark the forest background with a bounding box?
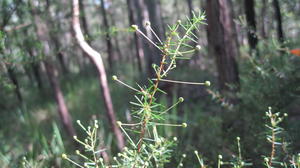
[1,0,300,167]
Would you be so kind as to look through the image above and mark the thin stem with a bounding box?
[136,29,163,52]
[137,36,172,153]
[152,78,206,85]
[149,26,163,45]
[114,78,140,92]
[269,127,276,167]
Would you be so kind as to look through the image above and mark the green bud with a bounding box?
[112,75,118,80]
[116,121,122,127]
[205,81,211,87]
[131,25,138,31]
[179,97,184,102]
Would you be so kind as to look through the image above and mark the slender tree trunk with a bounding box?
[126,0,144,72]
[273,0,284,43]
[72,0,125,150]
[186,0,200,62]
[187,0,194,20]
[44,61,75,136]
[7,67,22,103]
[100,0,115,69]
[24,40,44,90]
[261,0,267,39]
[79,0,90,40]
[206,0,240,94]
[108,9,123,62]
[31,2,75,137]
[146,0,165,39]
[244,0,258,50]
[135,0,158,77]
[50,32,69,74]
[31,62,43,90]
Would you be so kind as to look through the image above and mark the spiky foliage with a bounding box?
[62,12,208,168]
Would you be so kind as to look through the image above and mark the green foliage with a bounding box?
[62,12,207,168]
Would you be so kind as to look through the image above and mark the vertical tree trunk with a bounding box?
[260,0,267,39]
[273,0,284,43]
[135,0,158,77]
[146,0,165,39]
[31,2,75,137]
[187,0,194,20]
[206,0,240,94]
[100,0,115,69]
[108,9,124,62]
[72,0,125,150]
[79,0,91,40]
[126,0,144,72]
[244,0,258,50]
[24,42,44,90]
[44,61,75,136]
[49,32,69,74]
[7,67,22,103]
[186,0,200,61]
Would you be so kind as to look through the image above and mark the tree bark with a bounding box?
[206,0,240,93]
[79,0,91,41]
[244,0,258,50]
[126,0,145,72]
[135,0,159,77]
[44,61,75,137]
[273,0,284,43]
[145,0,165,39]
[31,2,75,137]
[7,67,22,103]
[260,0,267,39]
[100,0,115,69]
[72,0,125,150]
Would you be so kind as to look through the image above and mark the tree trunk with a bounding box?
[126,0,145,72]
[186,0,199,61]
[206,0,240,94]
[7,67,22,103]
[100,0,115,69]
[108,8,123,62]
[44,61,76,136]
[79,0,91,41]
[72,0,125,150]
[135,0,159,77]
[244,0,258,50]
[31,2,75,137]
[273,0,284,43]
[146,0,165,39]
[260,0,267,39]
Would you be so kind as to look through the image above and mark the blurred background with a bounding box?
[1,0,300,167]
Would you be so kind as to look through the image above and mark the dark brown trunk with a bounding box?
[186,0,199,61]
[108,9,123,62]
[79,0,90,41]
[7,67,22,103]
[135,0,158,77]
[273,0,284,43]
[50,33,69,74]
[146,0,165,39]
[100,0,115,69]
[187,0,193,20]
[126,0,145,72]
[206,0,240,93]
[26,46,44,90]
[244,0,258,50]
[261,0,267,39]
[73,0,125,150]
